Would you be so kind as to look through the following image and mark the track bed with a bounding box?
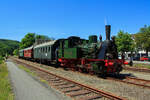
[11,57,150,100]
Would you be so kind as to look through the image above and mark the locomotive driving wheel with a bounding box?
[114,62,122,76]
[99,65,107,78]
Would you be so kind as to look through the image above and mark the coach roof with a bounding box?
[23,46,34,50]
[34,40,57,48]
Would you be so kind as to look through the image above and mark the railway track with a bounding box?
[11,58,126,100]
[107,76,150,89]
[12,57,150,89]
[124,66,150,73]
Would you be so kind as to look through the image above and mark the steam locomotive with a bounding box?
[19,25,128,76]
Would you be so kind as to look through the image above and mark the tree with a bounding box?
[19,33,54,49]
[0,39,19,57]
[115,30,134,54]
[35,34,54,44]
[19,33,35,49]
[135,25,150,55]
[0,55,3,64]
[36,35,50,40]
[13,49,19,56]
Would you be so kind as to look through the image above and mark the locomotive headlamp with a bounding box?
[108,62,114,66]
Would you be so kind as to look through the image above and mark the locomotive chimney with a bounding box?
[105,25,111,40]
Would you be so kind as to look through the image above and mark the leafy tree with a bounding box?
[135,25,150,55]
[35,35,50,40]
[115,30,134,54]
[0,39,19,57]
[35,34,54,44]
[19,33,54,49]
[0,55,3,64]
[19,33,35,49]
[13,49,19,56]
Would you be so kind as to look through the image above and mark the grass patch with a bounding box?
[133,63,150,69]
[0,62,14,100]
[18,65,36,76]
[127,63,150,69]
[39,79,48,84]
[18,65,48,85]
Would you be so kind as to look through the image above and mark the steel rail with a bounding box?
[12,58,126,100]
[124,66,150,73]
[107,76,150,89]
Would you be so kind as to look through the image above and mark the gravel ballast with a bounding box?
[121,70,150,81]
[13,58,150,100]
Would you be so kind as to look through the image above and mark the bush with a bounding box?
[0,56,3,64]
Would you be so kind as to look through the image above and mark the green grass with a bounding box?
[133,63,150,69]
[18,65,36,76]
[18,65,48,84]
[128,63,150,69]
[0,62,14,100]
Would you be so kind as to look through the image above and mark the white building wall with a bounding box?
[148,52,150,57]
[125,51,150,60]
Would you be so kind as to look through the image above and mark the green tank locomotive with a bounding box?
[58,25,128,76]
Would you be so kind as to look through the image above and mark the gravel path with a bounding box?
[7,61,71,100]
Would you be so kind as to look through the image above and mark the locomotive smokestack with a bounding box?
[105,25,111,40]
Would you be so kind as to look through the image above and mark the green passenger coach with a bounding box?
[19,49,24,58]
[33,40,58,62]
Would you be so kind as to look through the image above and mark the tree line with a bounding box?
[0,39,19,63]
[13,33,54,55]
[115,25,150,57]
[1,25,149,59]
[14,25,150,57]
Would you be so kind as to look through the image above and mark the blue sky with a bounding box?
[0,0,150,41]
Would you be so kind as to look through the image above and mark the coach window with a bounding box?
[48,47,50,52]
[49,47,50,52]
